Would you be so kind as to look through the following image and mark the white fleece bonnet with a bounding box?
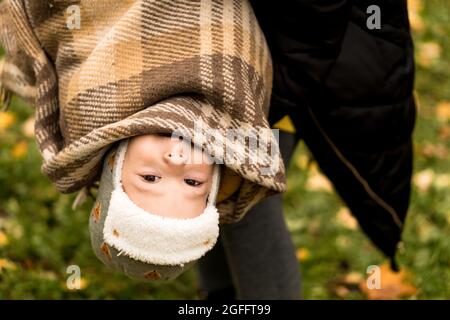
[89,139,220,281]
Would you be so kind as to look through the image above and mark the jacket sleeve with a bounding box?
[0,1,37,108]
[250,0,353,111]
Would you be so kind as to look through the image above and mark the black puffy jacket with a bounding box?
[251,0,416,269]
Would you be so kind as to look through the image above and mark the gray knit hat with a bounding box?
[89,138,221,281]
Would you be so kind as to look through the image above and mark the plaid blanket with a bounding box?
[0,0,286,222]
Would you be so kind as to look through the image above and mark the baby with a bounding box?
[0,0,278,282]
[89,134,222,281]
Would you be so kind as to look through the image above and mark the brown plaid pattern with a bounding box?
[0,0,286,222]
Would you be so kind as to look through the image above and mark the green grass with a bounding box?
[0,0,449,299]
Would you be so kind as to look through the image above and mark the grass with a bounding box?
[0,0,449,299]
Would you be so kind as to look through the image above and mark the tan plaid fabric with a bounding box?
[0,0,286,222]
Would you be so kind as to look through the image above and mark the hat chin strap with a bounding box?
[103,139,221,266]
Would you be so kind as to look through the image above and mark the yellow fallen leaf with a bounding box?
[1,220,23,240]
[436,101,450,122]
[11,140,28,159]
[65,276,89,291]
[272,115,296,134]
[21,116,35,137]
[413,169,434,192]
[435,174,450,189]
[336,207,358,230]
[408,0,423,12]
[328,272,364,298]
[0,111,16,132]
[309,161,319,172]
[305,171,333,193]
[417,218,435,242]
[420,142,448,159]
[439,125,450,140]
[79,277,89,289]
[417,42,442,67]
[334,286,350,298]
[407,0,424,32]
[360,263,417,300]
[296,248,311,262]
[0,231,8,247]
[345,272,364,284]
[0,258,17,272]
[409,13,424,32]
[296,154,309,170]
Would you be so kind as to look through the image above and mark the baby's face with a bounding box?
[121,135,214,218]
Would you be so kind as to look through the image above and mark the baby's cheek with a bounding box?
[180,183,205,200]
[201,189,210,202]
[120,172,131,193]
[188,183,209,196]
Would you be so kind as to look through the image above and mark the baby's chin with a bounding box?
[166,206,206,219]
[126,193,208,219]
[145,205,207,219]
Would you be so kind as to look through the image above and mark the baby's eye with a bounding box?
[184,179,202,187]
[141,175,161,183]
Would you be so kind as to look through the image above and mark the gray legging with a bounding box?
[197,131,301,299]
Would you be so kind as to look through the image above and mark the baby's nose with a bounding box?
[164,143,187,166]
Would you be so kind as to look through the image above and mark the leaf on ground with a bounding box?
[413,168,435,192]
[79,277,89,289]
[420,142,448,159]
[434,174,450,190]
[0,258,17,272]
[21,117,35,138]
[416,218,436,242]
[336,207,358,230]
[11,140,28,159]
[407,0,424,32]
[296,154,309,170]
[436,101,450,122]
[417,42,442,67]
[296,248,311,262]
[64,277,89,291]
[439,125,450,139]
[328,272,364,298]
[408,0,423,13]
[0,231,8,247]
[2,219,23,240]
[305,171,333,193]
[360,263,418,300]
[0,111,16,132]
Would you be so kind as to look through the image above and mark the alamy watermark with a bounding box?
[366,265,381,289]
[66,5,80,30]
[168,120,281,176]
[65,4,382,31]
[66,265,81,290]
[367,5,382,30]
